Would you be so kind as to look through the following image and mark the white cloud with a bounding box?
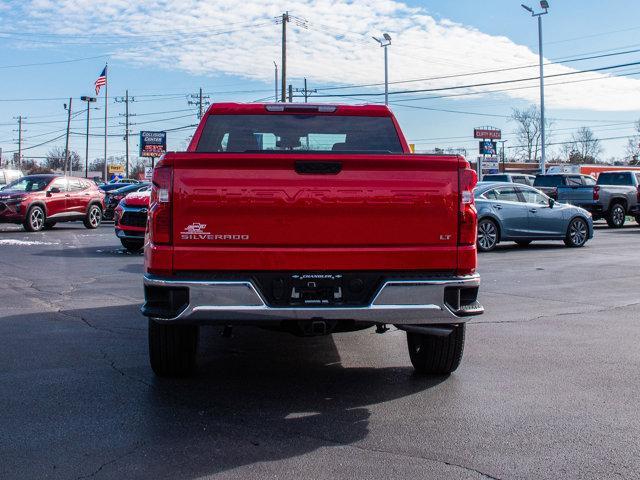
[10,0,640,111]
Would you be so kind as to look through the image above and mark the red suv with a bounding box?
[0,174,105,231]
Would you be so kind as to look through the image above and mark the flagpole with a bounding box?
[103,63,108,182]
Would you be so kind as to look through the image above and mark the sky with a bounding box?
[0,0,640,166]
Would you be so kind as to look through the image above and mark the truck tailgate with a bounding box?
[557,186,594,205]
[169,153,461,271]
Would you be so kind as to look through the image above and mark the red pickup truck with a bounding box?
[142,103,482,377]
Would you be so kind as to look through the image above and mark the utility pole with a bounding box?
[279,12,290,102]
[13,116,24,169]
[500,140,508,172]
[80,96,97,178]
[64,98,72,176]
[115,92,136,178]
[274,62,278,102]
[188,88,210,119]
[288,84,293,103]
[294,78,317,103]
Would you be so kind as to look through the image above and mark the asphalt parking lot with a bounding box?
[1,222,639,480]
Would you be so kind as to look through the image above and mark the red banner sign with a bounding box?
[474,128,501,139]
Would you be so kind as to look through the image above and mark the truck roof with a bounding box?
[205,102,394,117]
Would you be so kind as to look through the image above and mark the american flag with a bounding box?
[95,66,107,95]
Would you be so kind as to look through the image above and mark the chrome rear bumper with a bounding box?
[142,273,483,325]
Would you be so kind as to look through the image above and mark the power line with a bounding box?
[310,60,640,98]
[313,47,640,93]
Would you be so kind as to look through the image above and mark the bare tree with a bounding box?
[45,147,81,172]
[510,106,552,162]
[571,127,602,163]
[625,119,640,164]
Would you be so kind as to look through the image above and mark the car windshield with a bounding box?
[534,175,564,187]
[483,175,509,182]
[3,176,51,192]
[196,114,404,153]
[596,172,632,185]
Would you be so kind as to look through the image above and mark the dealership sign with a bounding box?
[474,128,502,139]
[139,131,167,158]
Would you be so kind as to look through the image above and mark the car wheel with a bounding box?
[606,203,626,228]
[149,319,199,377]
[83,204,102,229]
[407,325,465,375]
[564,217,589,247]
[120,238,144,252]
[515,240,532,247]
[43,220,56,230]
[477,218,498,252]
[23,206,45,232]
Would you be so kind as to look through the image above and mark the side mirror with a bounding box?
[48,187,61,194]
[548,198,555,208]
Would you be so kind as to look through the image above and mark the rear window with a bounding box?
[534,175,564,187]
[483,174,509,182]
[196,114,403,154]
[597,172,633,185]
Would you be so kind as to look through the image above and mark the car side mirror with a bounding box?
[548,198,555,208]
[48,187,61,194]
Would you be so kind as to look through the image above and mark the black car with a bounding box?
[103,183,150,220]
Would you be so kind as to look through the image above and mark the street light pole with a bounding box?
[372,33,392,105]
[522,1,549,174]
[81,96,97,178]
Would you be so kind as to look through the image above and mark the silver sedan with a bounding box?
[475,182,594,252]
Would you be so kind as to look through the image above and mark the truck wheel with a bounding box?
[23,205,45,232]
[606,203,626,228]
[477,218,498,252]
[564,217,589,247]
[120,238,144,252]
[148,319,199,377]
[407,325,465,375]
[83,204,102,229]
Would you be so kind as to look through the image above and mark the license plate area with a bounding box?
[251,272,385,307]
[290,274,343,305]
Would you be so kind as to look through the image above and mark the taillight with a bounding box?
[149,165,172,245]
[458,167,478,246]
[593,186,600,201]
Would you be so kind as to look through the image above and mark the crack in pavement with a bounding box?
[75,441,145,480]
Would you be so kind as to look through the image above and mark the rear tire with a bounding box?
[148,319,199,377]
[407,325,465,375]
[564,217,589,247]
[606,203,626,228]
[477,218,498,252]
[120,238,144,252]
[23,205,45,232]
[515,240,531,247]
[83,204,102,229]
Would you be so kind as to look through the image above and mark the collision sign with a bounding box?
[139,131,167,158]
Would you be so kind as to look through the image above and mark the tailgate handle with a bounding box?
[295,161,342,175]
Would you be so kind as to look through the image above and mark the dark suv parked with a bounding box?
[0,174,105,231]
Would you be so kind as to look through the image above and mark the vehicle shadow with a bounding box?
[2,304,443,479]
[487,242,570,253]
[33,245,142,258]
